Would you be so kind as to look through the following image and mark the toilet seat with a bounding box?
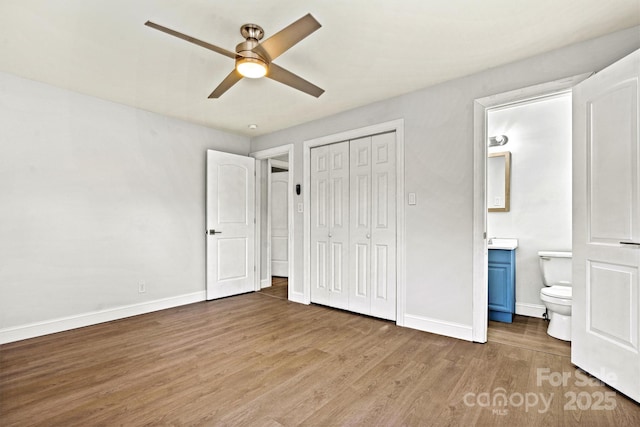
[540,285,572,305]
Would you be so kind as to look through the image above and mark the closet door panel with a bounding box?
[328,141,350,309]
[349,136,372,314]
[310,146,330,305]
[370,132,397,320]
[311,132,396,321]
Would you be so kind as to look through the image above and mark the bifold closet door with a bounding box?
[349,133,396,320]
[310,141,350,309]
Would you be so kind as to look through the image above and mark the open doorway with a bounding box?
[471,74,591,344]
[485,92,572,357]
[251,144,294,301]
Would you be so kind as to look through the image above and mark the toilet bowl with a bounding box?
[540,285,572,340]
[538,251,572,341]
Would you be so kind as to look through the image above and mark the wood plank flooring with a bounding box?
[1,288,638,426]
[258,276,288,300]
[488,315,571,358]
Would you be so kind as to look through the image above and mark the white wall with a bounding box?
[488,94,572,313]
[0,71,249,335]
[250,27,640,338]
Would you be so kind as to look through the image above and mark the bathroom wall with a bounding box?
[488,93,572,316]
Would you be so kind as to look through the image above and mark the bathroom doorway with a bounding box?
[472,73,591,354]
[485,92,573,354]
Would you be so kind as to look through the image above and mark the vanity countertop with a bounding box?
[488,238,518,250]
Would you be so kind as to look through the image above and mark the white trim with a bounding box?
[472,100,489,342]
[404,314,473,342]
[266,158,273,282]
[303,119,406,322]
[516,302,546,318]
[0,292,205,344]
[260,278,271,289]
[250,144,296,301]
[254,159,263,292]
[472,73,591,343]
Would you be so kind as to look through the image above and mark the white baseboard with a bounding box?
[260,279,271,289]
[288,291,307,305]
[515,302,546,318]
[0,291,206,344]
[403,314,473,342]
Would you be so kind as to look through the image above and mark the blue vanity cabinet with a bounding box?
[488,249,516,323]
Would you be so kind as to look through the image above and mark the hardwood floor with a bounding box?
[1,291,638,426]
[258,276,288,300]
[488,315,571,358]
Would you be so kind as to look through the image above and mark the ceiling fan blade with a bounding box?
[256,14,321,61]
[208,69,243,98]
[145,21,236,59]
[267,63,324,98]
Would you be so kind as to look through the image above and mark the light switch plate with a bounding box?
[408,192,417,205]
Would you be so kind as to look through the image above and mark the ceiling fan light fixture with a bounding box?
[236,57,267,79]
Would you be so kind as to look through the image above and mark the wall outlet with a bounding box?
[138,281,146,293]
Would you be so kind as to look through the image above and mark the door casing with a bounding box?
[251,144,295,298]
[471,74,591,342]
[302,119,406,324]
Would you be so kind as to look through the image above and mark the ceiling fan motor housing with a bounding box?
[236,39,267,63]
[236,23,268,73]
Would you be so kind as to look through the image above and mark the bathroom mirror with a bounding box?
[488,151,511,212]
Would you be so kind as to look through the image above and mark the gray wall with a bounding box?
[0,71,249,329]
[488,94,572,311]
[250,26,640,330]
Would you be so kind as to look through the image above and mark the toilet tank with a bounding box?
[538,251,572,287]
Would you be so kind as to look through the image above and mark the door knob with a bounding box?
[208,229,222,235]
[366,233,371,239]
[328,233,332,238]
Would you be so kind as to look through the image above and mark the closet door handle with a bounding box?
[366,233,370,239]
[207,229,222,235]
[328,232,332,238]
[620,241,640,246]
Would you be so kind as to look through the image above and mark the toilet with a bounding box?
[538,251,572,341]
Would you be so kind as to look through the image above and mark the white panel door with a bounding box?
[271,171,289,277]
[311,145,330,305]
[572,49,640,402]
[349,136,372,315]
[370,132,397,320]
[349,133,397,319]
[329,142,350,309]
[206,150,255,300]
[311,142,349,309]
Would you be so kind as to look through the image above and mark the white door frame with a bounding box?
[251,144,295,298]
[269,164,289,279]
[471,74,591,342]
[302,119,406,325]
[264,158,273,287]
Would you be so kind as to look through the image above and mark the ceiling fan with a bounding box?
[144,14,324,99]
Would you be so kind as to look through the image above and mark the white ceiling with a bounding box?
[1,1,638,136]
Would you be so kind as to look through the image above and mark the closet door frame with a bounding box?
[303,119,406,325]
